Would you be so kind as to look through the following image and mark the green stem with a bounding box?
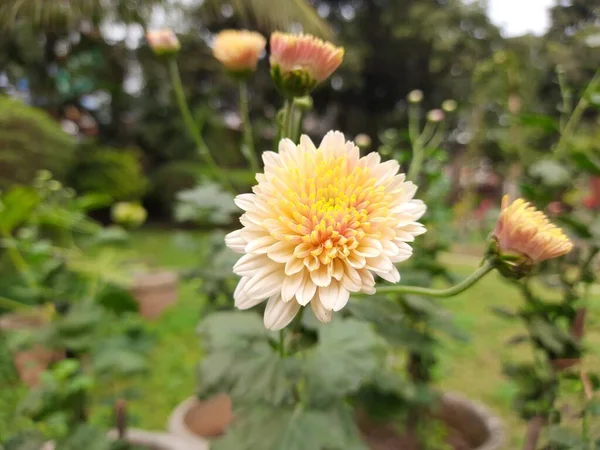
[374,260,494,298]
[292,109,305,144]
[238,81,259,172]
[282,98,295,141]
[408,103,420,145]
[407,120,436,182]
[556,67,572,132]
[279,329,286,358]
[168,59,235,192]
[555,70,600,159]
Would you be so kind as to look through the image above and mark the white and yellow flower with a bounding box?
[226,131,427,330]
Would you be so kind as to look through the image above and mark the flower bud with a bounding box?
[407,90,423,104]
[487,195,573,279]
[442,99,457,113]
[427,109,445,123]
[112,202,147,229]
[270,32,344,98]
[212,29,266,78]
[146,29,180,57]
[354,133,372,149]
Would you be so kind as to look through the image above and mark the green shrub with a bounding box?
[69,146,148,201]
[0,96,76,189]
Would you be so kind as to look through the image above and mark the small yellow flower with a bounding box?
[270,32,344,97]
[490,195,573,277]
[146,29,180,56]
[226,131,426,330]
[212,29,266,76]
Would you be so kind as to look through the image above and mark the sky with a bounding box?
[487,0,555,37]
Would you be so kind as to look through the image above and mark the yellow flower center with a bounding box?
[269,152,390,266]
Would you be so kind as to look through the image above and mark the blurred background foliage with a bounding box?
[0,0,598,222]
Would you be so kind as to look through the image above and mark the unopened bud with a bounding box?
[407,90,423,104]
[427,109,444,123]
[442,99,457,113]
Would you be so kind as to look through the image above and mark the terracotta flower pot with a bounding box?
[167,395,231,448]
[168,393,504,450]
[0,309,63,387]
[130,271,179,320]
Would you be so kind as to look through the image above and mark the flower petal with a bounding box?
[264,294,301,330]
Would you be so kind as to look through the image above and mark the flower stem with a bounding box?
[168,58,235,192]
[374,260,494,298]
[407,121,434,183]
[238,81,259,172]
[554,70,599,159]
[282,98,295,141]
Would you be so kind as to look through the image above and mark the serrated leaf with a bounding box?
[346,296,404,323]
[197,311,292,405]
[212,404,367,450]
[304,318,384,404]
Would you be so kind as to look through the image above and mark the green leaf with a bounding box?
[95,284,139,315]
[2,431,46,450]
[346,296,404,323]
[519,113,559,133]
[528,159,571,187]
[212,404,367,450]
[571,152,600,175]
[546,426,585,448]
[0,187,40,234]
[304,318,384,404]
[197,311,270,350]
[175,183,239,225]
[587,399,600,416]
[197,311,292,405]
[529,318,565,354]
[56,424,112,450]
[557,215,592,239]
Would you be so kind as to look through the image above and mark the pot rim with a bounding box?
[169,393,504,450]
[167,396,212,449]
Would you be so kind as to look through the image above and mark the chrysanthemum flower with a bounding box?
[146,29,180,56]
[269,32,344,97]
[212,30,266,76]
[226,131,427,330]
[490,195,573,277]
